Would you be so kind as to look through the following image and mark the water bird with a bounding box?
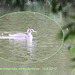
[9,28,36,39]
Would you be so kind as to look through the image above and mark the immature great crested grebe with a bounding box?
[9,29,36,39]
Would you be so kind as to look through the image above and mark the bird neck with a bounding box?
[27,33,33,39]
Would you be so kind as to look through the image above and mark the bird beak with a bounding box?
[34,31,37,33]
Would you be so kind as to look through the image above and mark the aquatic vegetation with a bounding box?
[57,15,75,56]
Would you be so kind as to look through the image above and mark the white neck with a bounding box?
[27,33,33,39]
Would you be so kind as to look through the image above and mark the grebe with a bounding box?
[9,29,36,39]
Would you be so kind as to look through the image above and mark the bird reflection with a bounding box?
[8,36,35,61]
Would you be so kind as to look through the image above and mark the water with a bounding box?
[0,12,62,63]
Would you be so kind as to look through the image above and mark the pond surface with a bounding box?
[0,12,63,63]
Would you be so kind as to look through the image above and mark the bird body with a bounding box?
[9,29,36,39]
